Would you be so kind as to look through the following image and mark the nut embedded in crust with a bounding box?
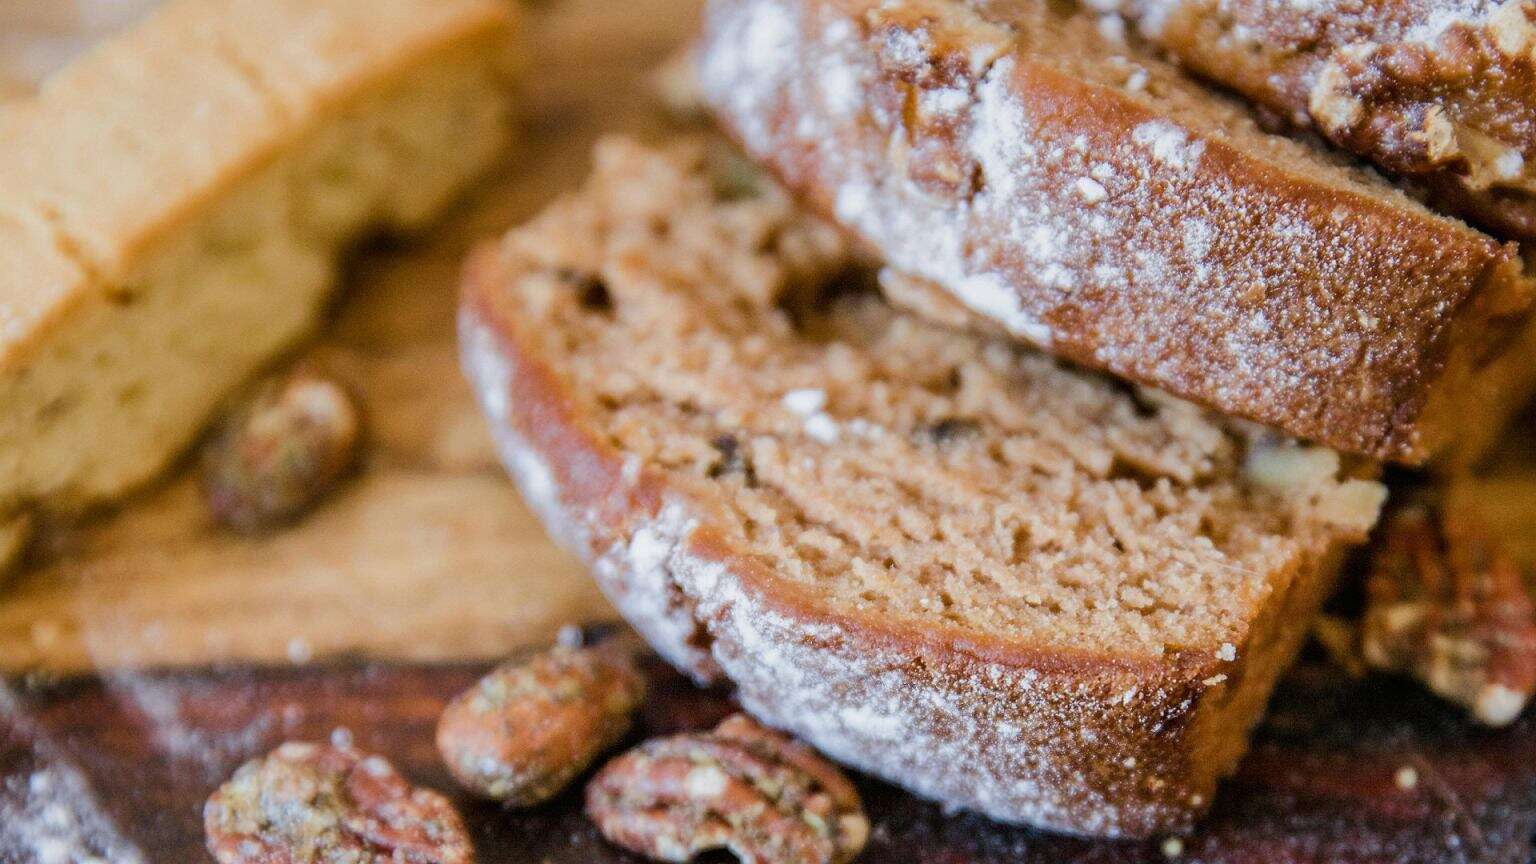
[1362,505,1536,726]
[586,713,869,864]
[437,639,646,805]
[201,370,361,532]
[204,742,472,864]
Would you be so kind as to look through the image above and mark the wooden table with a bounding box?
[0,0,705,674]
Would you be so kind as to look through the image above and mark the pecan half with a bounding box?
[204,742,471,864]
[202,371,361,532]
[437,637,646,805]
[586,713,869,864]
[1362,505,1536,726]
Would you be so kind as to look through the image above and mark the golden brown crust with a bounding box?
[0,0,515,367]
[698,0,1535,464]
[1102,0,1536,242]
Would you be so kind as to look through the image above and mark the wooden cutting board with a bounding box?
[0,0,709,674]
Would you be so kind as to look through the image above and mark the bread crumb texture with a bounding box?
[0,0,517,518]
[476,137,1382,664]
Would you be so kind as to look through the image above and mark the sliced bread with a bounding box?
[459,138,1385,837]
[0,0,518,523]
[696,0,1536,466]
[1085,0,1536,241]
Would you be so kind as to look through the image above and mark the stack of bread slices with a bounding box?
[461,0,1536,840]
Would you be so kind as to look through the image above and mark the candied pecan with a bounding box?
[204,742,471,864]
[437,637,645,805]
[1362,505,1536,726]
[202,371,360,532]
[586,713,869,864]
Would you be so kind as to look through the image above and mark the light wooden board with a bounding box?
[0,0,703,673]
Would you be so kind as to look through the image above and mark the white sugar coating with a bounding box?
[1097,12,1128,42]
[1496,148,1525,179]
[699,0,1528,461]
[1,688,146,864]
[782,388,828,415]
[461,137,1388,834]
[803,412,840,443]
[99,671,272,781]
[1075,176,1109,203]
[1130,121,1205,172]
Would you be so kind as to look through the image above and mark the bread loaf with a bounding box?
[461,138,1385,837]
[696,0,1536,465]
[0,0,518,523]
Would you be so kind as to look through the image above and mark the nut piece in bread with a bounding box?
[1103,0,1536,241]
[460,138,1383,838]
[696,0,1536,466]
[0,0,518,525]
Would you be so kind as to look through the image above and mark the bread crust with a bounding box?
[0,0,515,370]
[1095,0,1536,242]
[696,0,1535,464]
[459,238,1346,838]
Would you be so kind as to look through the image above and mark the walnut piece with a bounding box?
[204,742,472,864]
[437,636,646,805]
[586,713,869,864]
[1362,505,1536,726]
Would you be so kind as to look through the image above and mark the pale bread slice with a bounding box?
[0,0,518,520]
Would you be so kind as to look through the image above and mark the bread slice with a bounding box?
[1088,0,1536,241]
[696,0,1536,466]
[0,0,518,523]
[459,138,1386,837]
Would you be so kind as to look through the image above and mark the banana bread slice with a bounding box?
[0,0,518,522]
[696,0,1536,466]
[460,138,1385,837]
[1086,0,1536,241]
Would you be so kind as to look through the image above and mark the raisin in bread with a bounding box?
[696,0,1536,466]
[460,138,1385,838]
[0,0,518,524]
[1084,0,1536,241]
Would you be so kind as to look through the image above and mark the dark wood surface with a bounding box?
[4,640,1535,863]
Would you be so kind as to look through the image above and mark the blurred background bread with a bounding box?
[0,0,520,528]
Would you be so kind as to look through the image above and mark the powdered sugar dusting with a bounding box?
[699,0,1517,458]
[1130,121,1205,171]
[460,308,587,554]
[102,672,271,781]
[0,686,146,864]
[0,766,146,864]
